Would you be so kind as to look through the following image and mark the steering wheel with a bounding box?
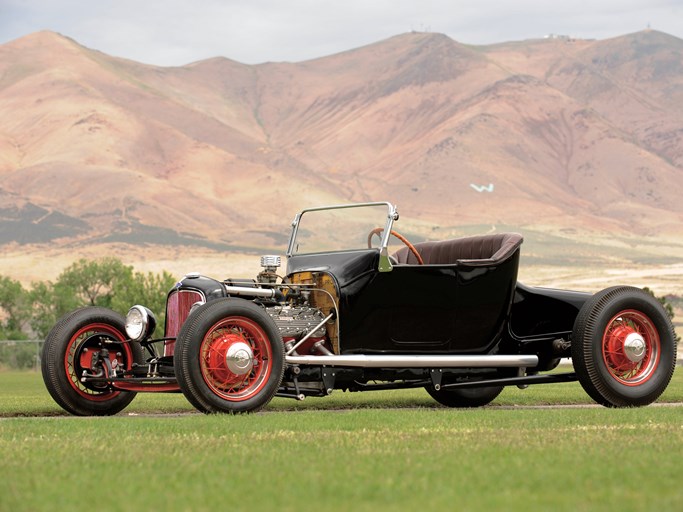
[367,227,424,265]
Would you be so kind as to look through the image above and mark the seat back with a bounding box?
[393,233,523,266]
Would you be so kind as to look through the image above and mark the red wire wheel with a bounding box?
[199,316,273,401]
[601,310,660,386]
[571,287,677,407]
[63,322,134,400]
[41,308,142,416]
[175,299,285,413]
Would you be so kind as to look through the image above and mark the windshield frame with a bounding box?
[286,201,399,272]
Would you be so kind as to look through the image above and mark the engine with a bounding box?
[264,285,336,356]
[160,255,339,357]
[258,255,338,355]
[266,305,328,339]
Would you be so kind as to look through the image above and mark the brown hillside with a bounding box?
[0,30,682,254]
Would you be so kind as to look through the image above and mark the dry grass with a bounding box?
[0,243,263,286]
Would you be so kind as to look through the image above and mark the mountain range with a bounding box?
[0,29,682,252]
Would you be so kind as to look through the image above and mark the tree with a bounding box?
[29,280,81,339]
[111,269,177,329]
[0,276,30,339]
[29,259,176,339]
[56,258,135,308]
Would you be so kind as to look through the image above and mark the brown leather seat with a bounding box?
[392,233,523,266]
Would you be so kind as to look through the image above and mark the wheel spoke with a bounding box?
[602,309,660,385]
[63,323,132,400]
[200,316,273,402]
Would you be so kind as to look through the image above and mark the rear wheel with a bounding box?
[426,385,504,408]
[41,307,141,416]
[174,299,285,413]
[571,286,677,407]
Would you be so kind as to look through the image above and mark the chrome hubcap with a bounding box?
[623,332,647,363]
[225,341,254,375]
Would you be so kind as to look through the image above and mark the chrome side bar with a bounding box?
[285,354,538,368]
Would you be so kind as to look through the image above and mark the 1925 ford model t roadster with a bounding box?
[42,202,678,415]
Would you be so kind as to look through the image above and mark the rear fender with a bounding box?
[510,283,590,339]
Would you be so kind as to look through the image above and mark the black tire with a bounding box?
[571,286,677,407]
[174,298,285,413]
[41,307,142,416]
[426,385,504,408]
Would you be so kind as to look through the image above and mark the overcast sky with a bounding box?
[1,0,682,66]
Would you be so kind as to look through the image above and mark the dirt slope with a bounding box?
[0,29,682,255]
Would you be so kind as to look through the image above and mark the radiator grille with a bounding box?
[164,289,204,356]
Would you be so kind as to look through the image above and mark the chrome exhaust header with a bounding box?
[285,354,538,368]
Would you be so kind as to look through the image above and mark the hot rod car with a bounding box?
[41,202,678,415]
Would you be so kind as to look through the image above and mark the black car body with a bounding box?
[42,202,678,415]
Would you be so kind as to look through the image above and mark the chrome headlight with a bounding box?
[125,305,157,342]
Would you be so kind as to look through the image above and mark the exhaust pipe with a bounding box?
[285,354,538,368]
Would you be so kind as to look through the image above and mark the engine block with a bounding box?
[266,305,327,339]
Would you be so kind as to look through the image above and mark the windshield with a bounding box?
[287,202,397,255]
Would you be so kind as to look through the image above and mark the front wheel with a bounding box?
[426,385,504,408]
[174,299,285,413]
[41,307,141,416]
[571,286,677,407]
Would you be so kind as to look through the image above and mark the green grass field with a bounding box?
[1,370,682,511]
